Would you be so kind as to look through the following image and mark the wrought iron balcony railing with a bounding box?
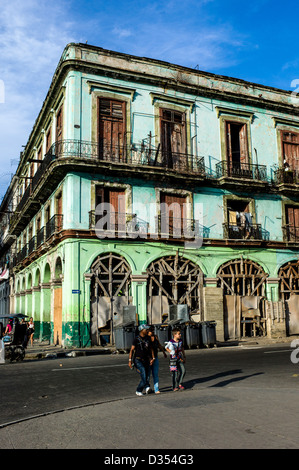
[155,215,207,239]
[273,168,299,185]
[216,161,267,181]
[19,244,28,262]
[45,215,63,240]
[282,225,299,242]
[47,139,206,175]
[89,211,206,240]
[89,211,149,235]
[36,227,45,248]
[13,216,63,268]
[28,236,36,255]
[223,223,263,240]
[12,140,206,225]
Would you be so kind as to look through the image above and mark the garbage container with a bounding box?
[114,322,135,351]
[201,321,217,347]
[154,324,170,345]
[185,322,201,349]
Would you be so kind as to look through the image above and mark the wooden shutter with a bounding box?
[109,189,125,231]
[226,122,233,165]
[281,131,299,170]
[109,189,125,212]
[37,147,42,161]
[46,127,52,153]
[160,109,186,167]
[56,105,63,142]
[287,206,299,241]
[226,122,249,166]
[239,124,248,165]
[161,193,186,236]
[98,99,126,160]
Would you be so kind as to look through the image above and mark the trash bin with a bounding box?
[201,321,217,347]
[154,324,170,344]
[114,322,136,351]
[185,322,201,349]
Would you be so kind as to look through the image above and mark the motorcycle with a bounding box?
[0,314,28,362]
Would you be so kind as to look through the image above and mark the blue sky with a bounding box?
[0,0,298,198]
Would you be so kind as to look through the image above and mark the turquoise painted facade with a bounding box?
[0,43,299,346]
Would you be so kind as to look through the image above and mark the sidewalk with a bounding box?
[24,342,117,360]
[23,334,298,361]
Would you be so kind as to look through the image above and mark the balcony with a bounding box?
[47,139,206,175]
[89,210,205,241]
[216,161,267,181]
[89,211,149,237]
[36,227,45,248]
[10,140,206,235]
[155,215,207,240]
[282,225,299,243]
[14,153,55,216]
[45,215,63,240]
[273,168,299,185]
[13,216,63,269]
[28,236,36,255]
[223,223,264,240]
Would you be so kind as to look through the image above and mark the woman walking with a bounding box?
[148,326,167,394]
[27,317,35,347]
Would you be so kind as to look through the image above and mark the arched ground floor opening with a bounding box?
[9,239,299,347]
[217,258,268,340]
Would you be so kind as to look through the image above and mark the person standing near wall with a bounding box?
[27,317,35,347]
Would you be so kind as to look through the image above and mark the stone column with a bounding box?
[131,274,148,324]
[203,278,224,342]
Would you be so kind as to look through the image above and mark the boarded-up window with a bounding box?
[226,122,249,167]
[281,131,299,170]
[160,108,187,169]
[98,99,126,160]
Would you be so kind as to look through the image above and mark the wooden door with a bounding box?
[160,109,186,169]
[109,189,125,231]
[281,131,299,170]
[160,193,186,237]
[53,287,62,346]
[226,122,249,172]
[98,99,126,161]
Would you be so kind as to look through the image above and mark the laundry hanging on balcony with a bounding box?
[0,265,9,281]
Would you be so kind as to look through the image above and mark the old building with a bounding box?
[0,42,299,347]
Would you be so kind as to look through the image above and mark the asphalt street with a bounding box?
[1,341,299,451]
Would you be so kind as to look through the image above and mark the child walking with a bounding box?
[165,327,186,391]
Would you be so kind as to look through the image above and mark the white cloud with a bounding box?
[112,27,133,39]
[0,0,75,197]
